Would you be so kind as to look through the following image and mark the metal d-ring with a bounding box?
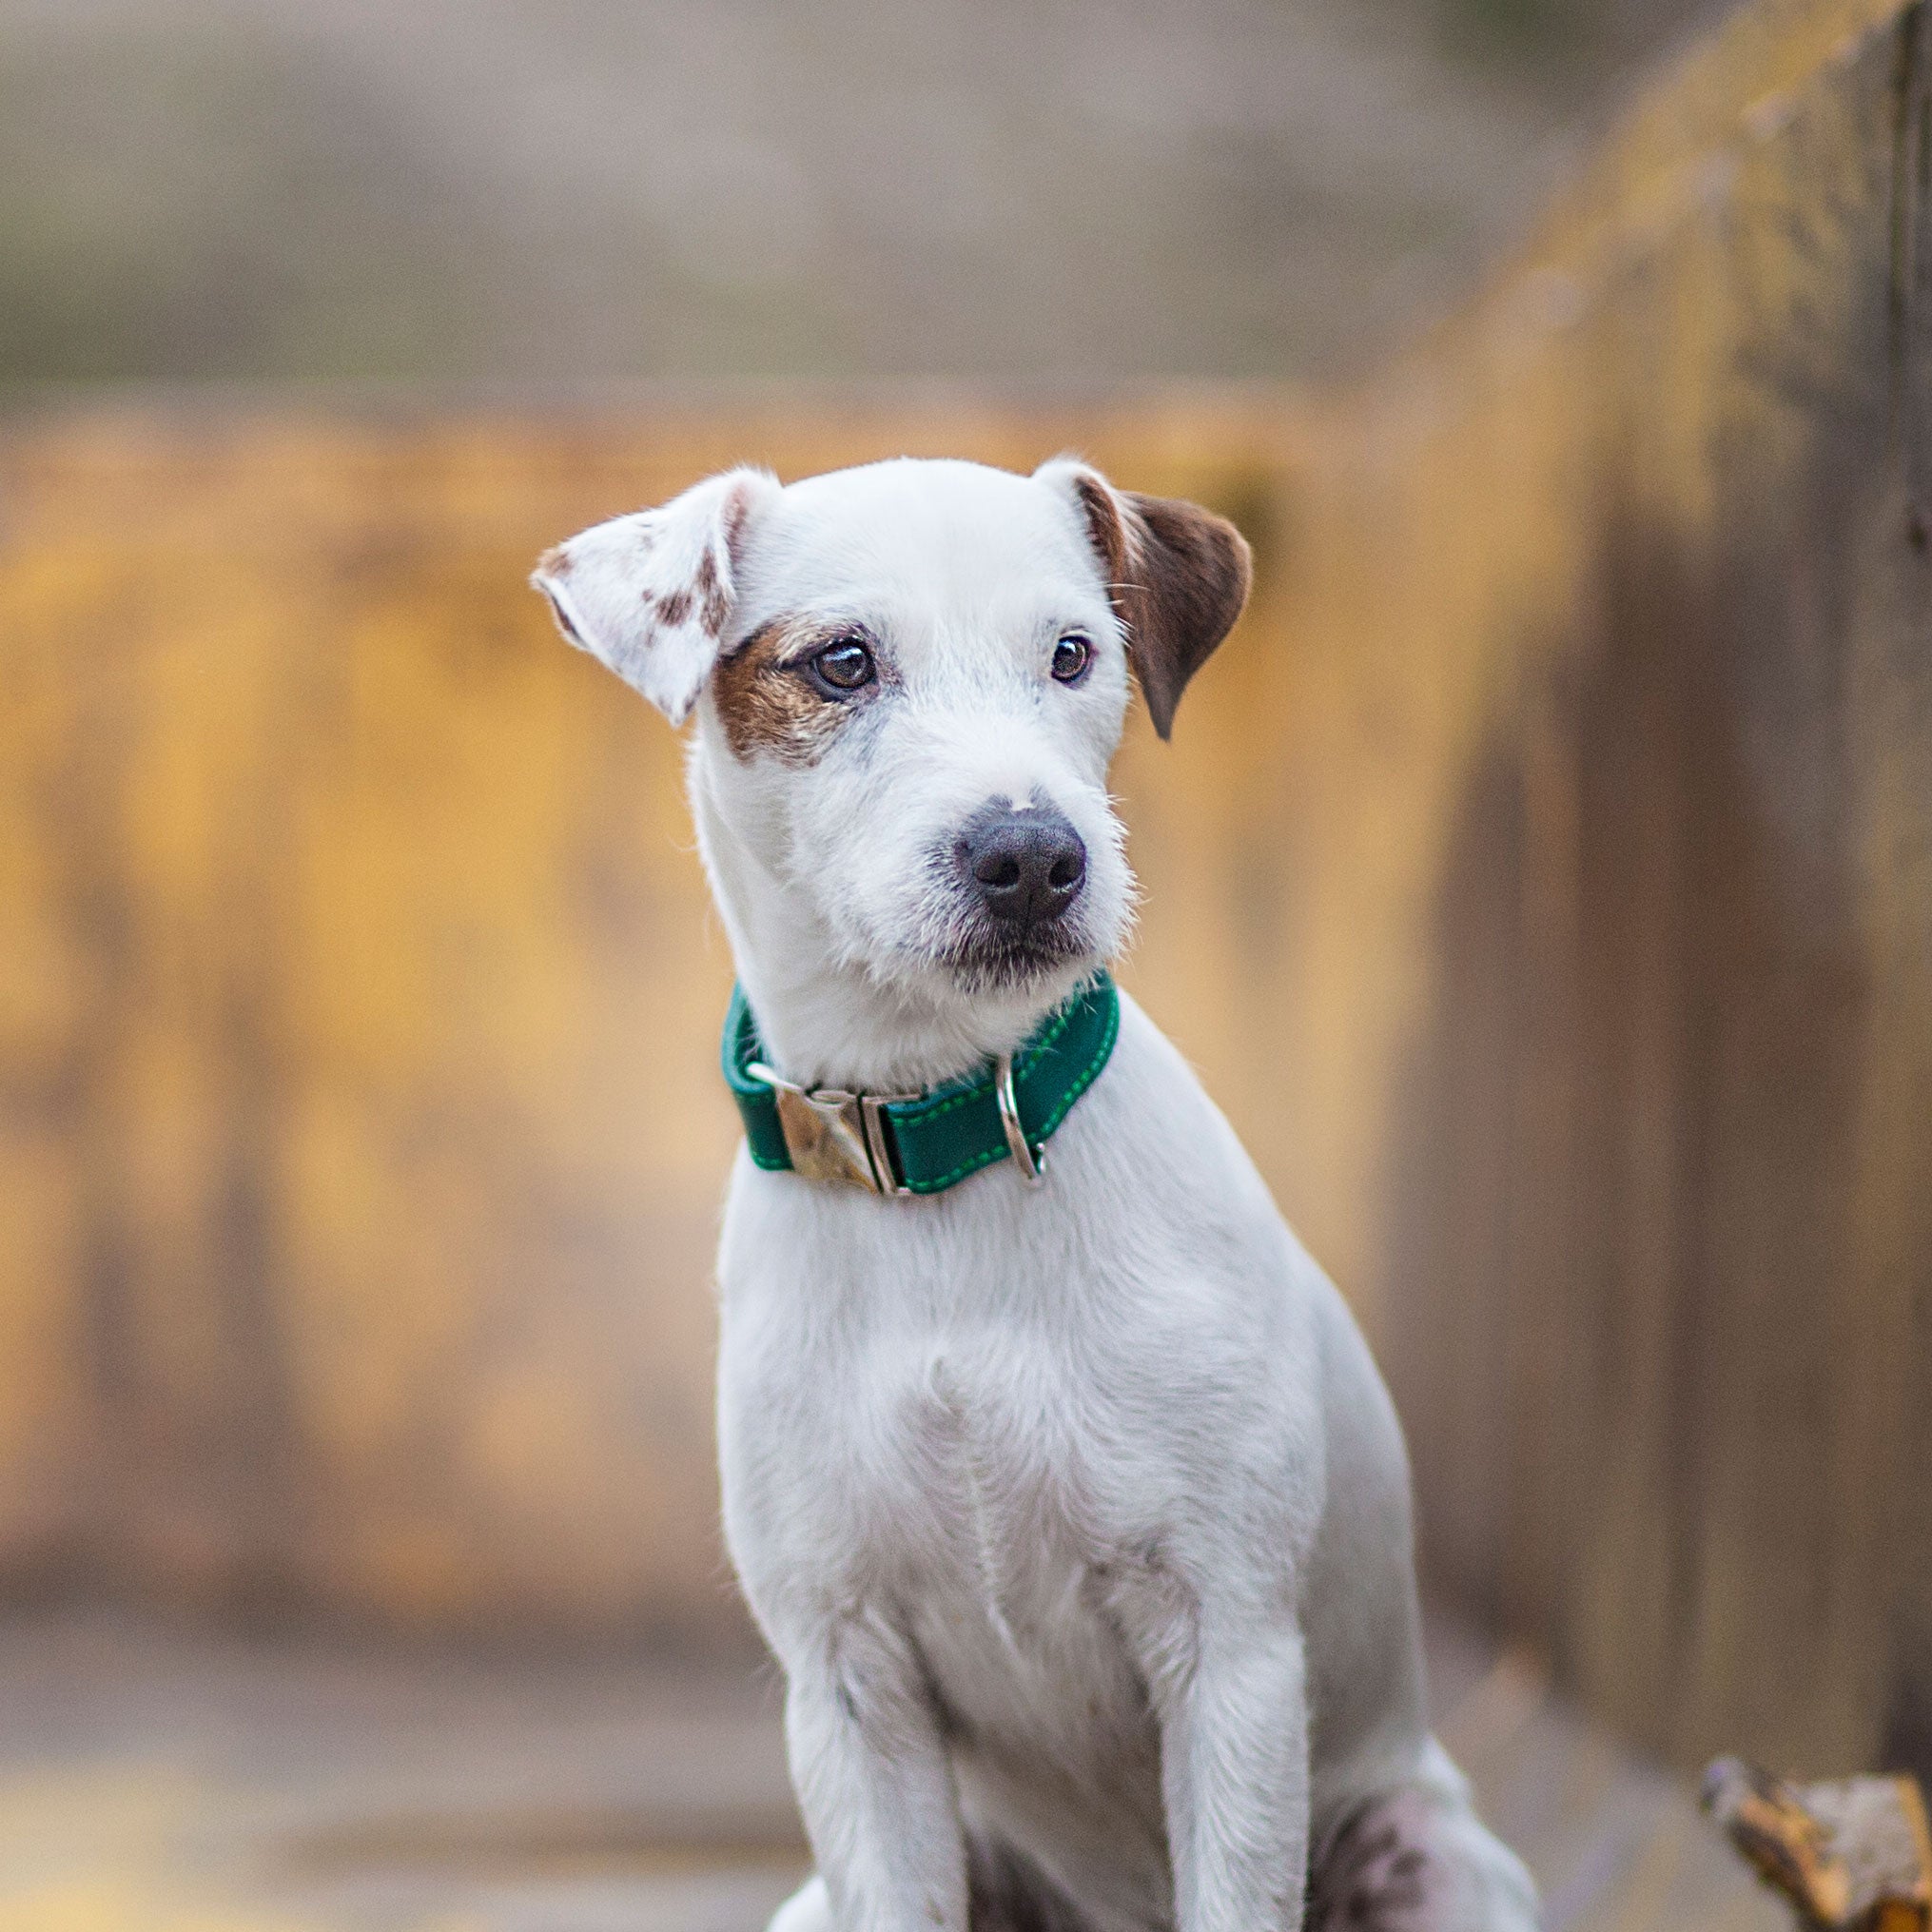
[993,1052,1045,1188]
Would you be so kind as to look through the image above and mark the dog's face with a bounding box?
[534,458,1248,1039]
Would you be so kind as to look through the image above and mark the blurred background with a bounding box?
[6,1,1932,1928]
[2,0,1721,391]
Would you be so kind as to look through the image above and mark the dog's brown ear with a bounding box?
[1037,459,1253,740]
[531,466,779,726]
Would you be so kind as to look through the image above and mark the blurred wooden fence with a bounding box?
[3,0,1928,1781]
[0,399,1303,1653]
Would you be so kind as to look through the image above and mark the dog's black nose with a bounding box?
[961,807,1087,928]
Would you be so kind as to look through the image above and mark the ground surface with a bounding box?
[0,1607,1788,1932]
[0,0,1735,386]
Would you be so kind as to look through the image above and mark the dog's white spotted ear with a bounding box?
[531,466,779,726]
[1036,459,1252,741]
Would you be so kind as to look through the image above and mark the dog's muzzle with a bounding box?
[959,803,1087,932]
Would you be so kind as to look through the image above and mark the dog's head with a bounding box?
[534,458,1248,1071]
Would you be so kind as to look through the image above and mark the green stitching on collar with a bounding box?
[721,972,1120,1195]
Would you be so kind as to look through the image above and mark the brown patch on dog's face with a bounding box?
[711,618,865,767]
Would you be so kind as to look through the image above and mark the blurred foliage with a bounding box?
[0,28,494,383]
[1438,0,1577,54]
[1428,0,1701,60]
[0,0,1732,392]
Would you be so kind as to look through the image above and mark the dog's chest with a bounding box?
[861,1331,1158,1764]
[741,1277,1167,1755]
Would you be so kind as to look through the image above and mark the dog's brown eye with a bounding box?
[810,637,875,693]
[1051,634,1092,684]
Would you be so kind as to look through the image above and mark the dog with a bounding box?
[533,456,1539,1932]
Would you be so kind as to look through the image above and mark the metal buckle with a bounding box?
[747,1064,917,1196]
[994,1053,1045,1188]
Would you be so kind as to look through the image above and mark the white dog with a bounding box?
[533,458,1538,1932]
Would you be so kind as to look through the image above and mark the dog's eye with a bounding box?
[810,637,875,693]
[1050,634,1092,685]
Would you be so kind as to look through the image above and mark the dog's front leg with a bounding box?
[1156,1613,1311,1932]
[784,1610,967,1932]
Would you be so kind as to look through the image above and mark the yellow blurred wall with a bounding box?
[3,0,1930,1781]
[0,403,1310,1647]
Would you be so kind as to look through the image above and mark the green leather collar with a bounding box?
[722,972,1120,1196]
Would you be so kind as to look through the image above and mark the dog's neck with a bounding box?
[692,764,1083,1096]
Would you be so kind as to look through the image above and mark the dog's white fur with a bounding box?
[535,458,1538,1932]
